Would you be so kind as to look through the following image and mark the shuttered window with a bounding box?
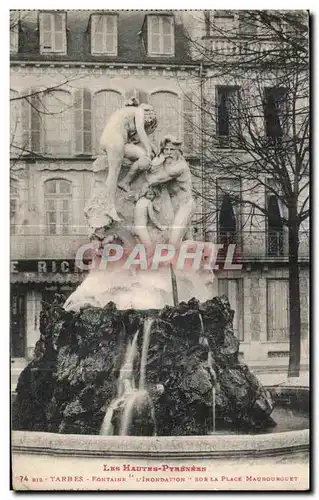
[218,279,244,340]
[10,11,19,54]
[74,89,92,155]
[149,91,179,149]
[21,88,42,153]
[11,291,26,358]
[91,14,118,55]
[216,178,241,245]
[10,89,21,149]
[10,181,18,235]
[267,279,289,341]
[45,179,72,235]
[183,92,194,154]
[39,12,67,54]
[213,12,236,34]
[216,86,240,138]
[93,90,123,153]
[42,90,72,155]
[147,15,175,56]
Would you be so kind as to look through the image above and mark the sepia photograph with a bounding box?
[10,8,310,491]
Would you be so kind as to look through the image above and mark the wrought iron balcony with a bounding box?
[206,230,309,263]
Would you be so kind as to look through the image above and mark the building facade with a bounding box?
[10,10,309,388]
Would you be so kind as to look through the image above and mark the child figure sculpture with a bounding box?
[133,188,163,254]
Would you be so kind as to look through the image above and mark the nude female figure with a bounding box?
[98,98,158,222]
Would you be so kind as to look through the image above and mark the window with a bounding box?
[216,178,241,245]
[91,14,118,55]
[267,194,284,257]
[39,12,67,54]
[264,87,288,142]
[42,90,72,155]
[213,11,236,33]
[10,199,17,234]
[218,279,244,340]
[10,89,21,147]
[149,91,179,148]
[11,291,26,358]
[238,12,258,36]
[216,86,240,144]
[147,15,175,56]
[45,179,72,235]
[74,89,92,155]
[10,11,19,53]
[10,181,19,235]
[267,279,289,341]
[93,90,123,153]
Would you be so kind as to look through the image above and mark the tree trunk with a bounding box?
[287,210,301,378]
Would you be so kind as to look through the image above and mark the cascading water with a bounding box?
[139,318,154,390]
[100,319,156,436]
[119,318,155,436]
[100,330,139,435]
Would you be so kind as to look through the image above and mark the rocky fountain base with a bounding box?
[12,295,275,436]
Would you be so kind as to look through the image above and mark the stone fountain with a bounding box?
[12,98,278,438]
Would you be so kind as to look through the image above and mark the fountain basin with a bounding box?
[11,386,309,491]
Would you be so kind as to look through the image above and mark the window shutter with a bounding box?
[105,15,117,54]
[162,16,174,54]
[83,89,92,154]
[267,280,289,340]
[149,16,161,54]
[91,15,105,54]
[40,13,53,50]
[21,90,31,151]
[183,92,194,154]
[21,88,41,153]
[74,89,92,155]
[74,89,83,154]
[30,92,41,153]
[53,13,66,52]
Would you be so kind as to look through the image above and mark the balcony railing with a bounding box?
[204,36,286,61]
[206,230,309,263]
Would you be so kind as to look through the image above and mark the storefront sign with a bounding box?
[10,260,88,274]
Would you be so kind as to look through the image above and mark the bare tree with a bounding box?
[184,10,309,377]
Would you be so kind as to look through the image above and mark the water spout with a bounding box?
[119,389,149,436]
[118,330,139,397]
[100,330,139,436]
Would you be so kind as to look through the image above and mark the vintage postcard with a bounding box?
[10,9,310,491]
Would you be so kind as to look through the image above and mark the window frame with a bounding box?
[266,278,289,342]
[216,85,241,147]
[265,179,288,259]
[216,177,242,246]
[149,90,181,149]
[147,14,175,57]
[263,86,289,142]
[41,89,73,156]
[93,89,124,153]
[90,13,118,56]
[11,290,26,359]
[44,179,72,236]
[10,12,19,54]
[39,11,67,54]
